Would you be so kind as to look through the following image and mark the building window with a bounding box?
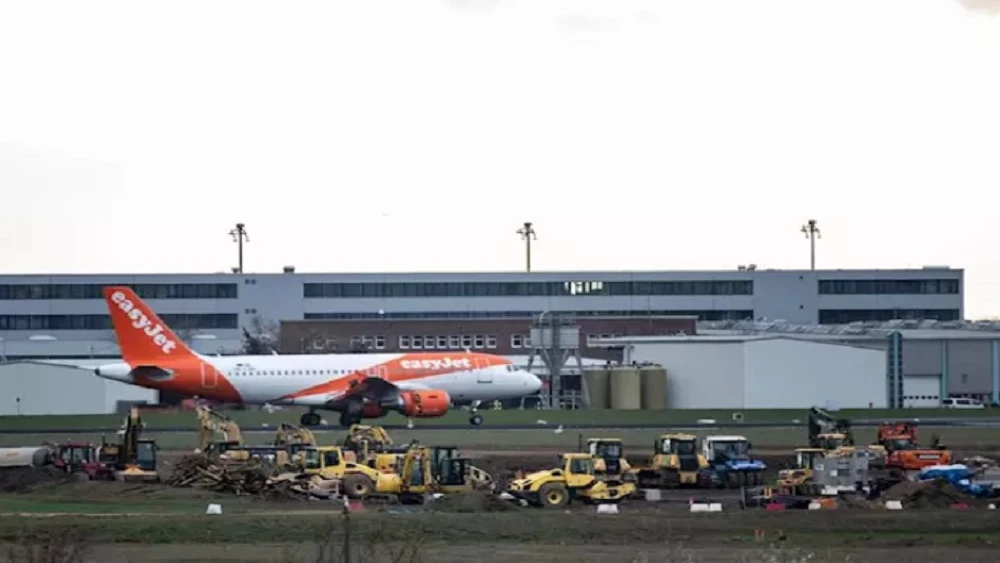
[374,336,386,350]
[461,335,473,349]
[448,335,461,349]
[437,335,448,349]
[474,335,485,348]
[411,336,423,349]
[0,313,238,331]
[302,309,754,321]
[0,283,238,300]
[817,279,960,295]
[399,336,411,349]
[303,279,754,299]
[511,334,524,348]
[486,335,497,349]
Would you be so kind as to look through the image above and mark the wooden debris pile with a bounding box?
[165,454,342,500]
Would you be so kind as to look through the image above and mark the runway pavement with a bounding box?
[5,417,1000,434]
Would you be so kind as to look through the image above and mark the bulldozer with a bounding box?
[876,422,952,472]
[583,438,632,480]
[505,453,636,508]
[297,445,385,499]
[99,406,159,482]
[631,433,710,489]
[374,444,492,503]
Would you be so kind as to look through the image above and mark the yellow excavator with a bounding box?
[98,406,159,482]
[505,453,636,508]
[196,405,244,455]
[274,422,317,458]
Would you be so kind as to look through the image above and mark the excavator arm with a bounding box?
[807,407,854,448]
[196,405,244,453]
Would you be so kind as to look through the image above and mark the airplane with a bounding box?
[93,286,543,427]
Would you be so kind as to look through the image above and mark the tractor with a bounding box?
[702,435,766,488]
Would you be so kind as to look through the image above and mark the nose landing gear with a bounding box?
[468,400,484,426]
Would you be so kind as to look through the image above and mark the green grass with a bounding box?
[0,511,998,547]
[0,407,996,431]
[3,426,999,450]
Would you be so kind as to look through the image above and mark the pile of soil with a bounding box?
[882,479,981,508]
[0,466,76,493]
[427,491,519,513]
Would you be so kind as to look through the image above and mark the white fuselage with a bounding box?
[96,352,543,407]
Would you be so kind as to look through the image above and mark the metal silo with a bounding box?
[609,366,642,410]
[582,368,610,409]
[640,366,668,410]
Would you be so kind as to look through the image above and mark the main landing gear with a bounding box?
[300,410,322,427]
[469,400,484,427]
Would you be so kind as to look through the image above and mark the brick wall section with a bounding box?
[278,316,697,360]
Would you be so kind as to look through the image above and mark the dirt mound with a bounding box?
[882,479,982,508]
[0,466,77,492]
[427,491,519,513]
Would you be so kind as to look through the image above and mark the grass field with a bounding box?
[1,407,997,432]
[4,426,1000,451]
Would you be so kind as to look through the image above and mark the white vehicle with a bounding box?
[94,287,543,428]
[941,397,985,409]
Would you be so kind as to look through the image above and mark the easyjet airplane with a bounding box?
[93,286,543,427]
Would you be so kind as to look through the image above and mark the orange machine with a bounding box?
[876,422,951,471]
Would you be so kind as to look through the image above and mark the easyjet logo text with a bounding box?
[399,357,472,371]
[110,291,177,355]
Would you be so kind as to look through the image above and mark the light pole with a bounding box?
[516,222,537,272]
[229,223,249,273]
[800,219,821,270]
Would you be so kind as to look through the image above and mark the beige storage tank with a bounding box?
[640,366,668,410]
[582,368,610,409]
[609,367,642,410]
[0,447,51,468]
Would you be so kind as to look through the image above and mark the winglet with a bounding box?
[103,286,193,364]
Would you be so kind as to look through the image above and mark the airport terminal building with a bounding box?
[0,267,963,359]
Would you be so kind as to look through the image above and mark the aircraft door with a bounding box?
[200,361,218,389]
[475,358,492,383]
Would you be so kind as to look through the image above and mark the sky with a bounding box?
[1,1,999,315]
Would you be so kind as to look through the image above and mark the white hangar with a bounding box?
[594,335,887,409]
[0,360,157,416]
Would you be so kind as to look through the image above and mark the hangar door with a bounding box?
[902,375,941,407]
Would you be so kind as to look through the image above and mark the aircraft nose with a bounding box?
[522,370,543,392]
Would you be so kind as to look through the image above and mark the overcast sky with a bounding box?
[1,0,999,315]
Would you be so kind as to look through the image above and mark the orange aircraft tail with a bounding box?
[103,286,194,364]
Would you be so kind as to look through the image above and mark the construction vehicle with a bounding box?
[876,422,952,472]
[776,447,872,496]
[99,407,159,482]
[702,435,766,487]
[298,445,384,499]
[505,453,636,508]
[274,422,317,457]
[631,433,710,489]
[196,405,244,454]
[808,407,855,451]
[583,438,632,480]
[374,444,492,503]
[0,442,110,480]
[341,424,410,470]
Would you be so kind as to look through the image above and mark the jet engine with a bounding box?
[394,390,451,418]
